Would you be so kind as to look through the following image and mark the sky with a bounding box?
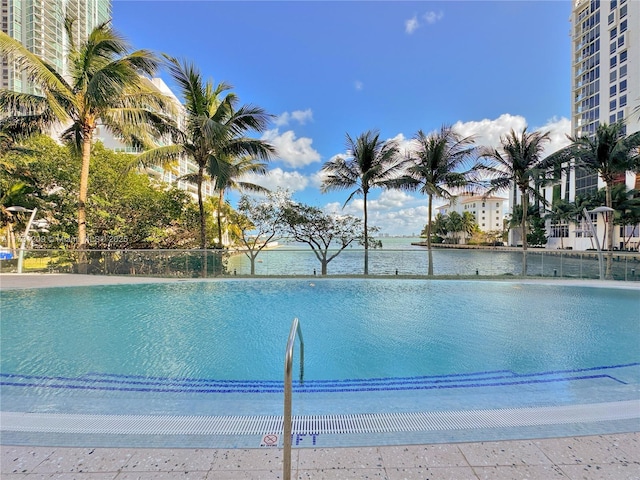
[112,0,574,236]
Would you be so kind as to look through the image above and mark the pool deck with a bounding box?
[1,273,639,479]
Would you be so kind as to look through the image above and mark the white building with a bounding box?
[436,194,507,243]
[545,0,640,252]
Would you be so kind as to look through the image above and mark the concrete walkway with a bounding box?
[1,274,639,479]
[2,434,639,479]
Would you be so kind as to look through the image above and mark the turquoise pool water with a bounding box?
[1,279,639,418]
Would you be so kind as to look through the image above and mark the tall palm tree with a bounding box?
[0,20,175,251]
[546,199,575,249]
[320,130,402,274]
[392,126,476,275]
[477,127,551,275]
[208,153,270,248]
[544,121,640,278]
[136,56,274,249]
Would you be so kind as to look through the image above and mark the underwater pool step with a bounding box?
[2,400,638,437]
[1,365,631,394]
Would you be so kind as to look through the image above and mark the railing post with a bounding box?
[283,318,303,480]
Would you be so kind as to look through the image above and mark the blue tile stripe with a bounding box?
[1,363,636,394]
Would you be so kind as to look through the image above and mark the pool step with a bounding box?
[1,363,635,394]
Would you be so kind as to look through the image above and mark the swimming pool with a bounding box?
[1,279,639,447]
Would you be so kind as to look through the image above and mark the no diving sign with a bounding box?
[260,433,279,447]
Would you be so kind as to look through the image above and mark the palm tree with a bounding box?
[546,199,575,249]
[208,153,270,248]
[461,210,476,243]
[0,19,174,251]
[136,56,274,249]
[392,125,476,275]
[320,130,402,274]
[544,122,640,278]
[477,127,551,275]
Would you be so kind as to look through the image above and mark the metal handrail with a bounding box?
[283,317,304,480]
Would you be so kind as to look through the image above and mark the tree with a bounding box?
[281,201,367,275]
[461,211,477,243]
[477,127,551,275]
[0,19,175,251]
[392,126,476,275]
[612,186,640,250]
[546,199,575,249]
[446,211,464,244]
[209,153,271,248]
[544,122,640,278]
[321,130,402,274]
[135,56,274,250]
[236,192,288,275]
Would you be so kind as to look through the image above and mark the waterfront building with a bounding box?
[436,194,507,244]
[546,0,639,252]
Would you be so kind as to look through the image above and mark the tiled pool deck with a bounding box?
[1,274,639,479]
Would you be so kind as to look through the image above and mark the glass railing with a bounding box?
[1,247,639,282]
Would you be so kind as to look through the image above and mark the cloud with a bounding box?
[274,109,314,127]
[354,80,363,91]
[451,113,571,156]
[405,10,443,34]
[423,11,444,24]
[261,128,321,167]
[241,167,310,193]
[405,15,419,34]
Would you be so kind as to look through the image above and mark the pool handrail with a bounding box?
[283,317,304,480]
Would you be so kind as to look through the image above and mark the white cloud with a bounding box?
[405,10,443,34]
[405,15,419,34]
[261,128,321,167]
[536,116,571,156]
[423,10,444,24]
[274,109,314,127]
[354,80,364,91]
[451,113,571,156]
[241,167,310,194]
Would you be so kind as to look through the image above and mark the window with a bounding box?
[619,50,627,63]
[610,42,616,54]
[610,99,617,111]
[620,95,627,107]
[610,114,616,123]
[620,64,627,77]
[621,4,627,16]
[618,35,625,47]
[620,19,627,32]
[610,85,617,96]
[620,79,627,92]
[610,56,617,67]
[617,111,624,121]
[496,203,499,207]
[608,11,615,23]
[610,27,617,39]
[610,70,617,81]
[610,0,617,8]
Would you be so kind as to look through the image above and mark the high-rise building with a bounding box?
[1,0,111,94]
[548,0,640,251]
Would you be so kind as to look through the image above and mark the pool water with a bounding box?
[1,279,639,417]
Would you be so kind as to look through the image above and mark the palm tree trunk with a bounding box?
[521,190,528,276]
[196,166,207,278]
[77,130,93,274]
[427,194,433,276]
[363,191,369,275]
[605,184,614,279]
[217,189,224,249]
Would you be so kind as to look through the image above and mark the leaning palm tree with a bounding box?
[392,126,476,275]
[136,56,274,250]
[321,130,402,274]
[544,121,640,278]
[0,20,175,251]
[477,127,551,275]
[208,153,270,248]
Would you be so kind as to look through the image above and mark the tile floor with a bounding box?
[2,433,639,479]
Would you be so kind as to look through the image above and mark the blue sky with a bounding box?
[113,0,573,236]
